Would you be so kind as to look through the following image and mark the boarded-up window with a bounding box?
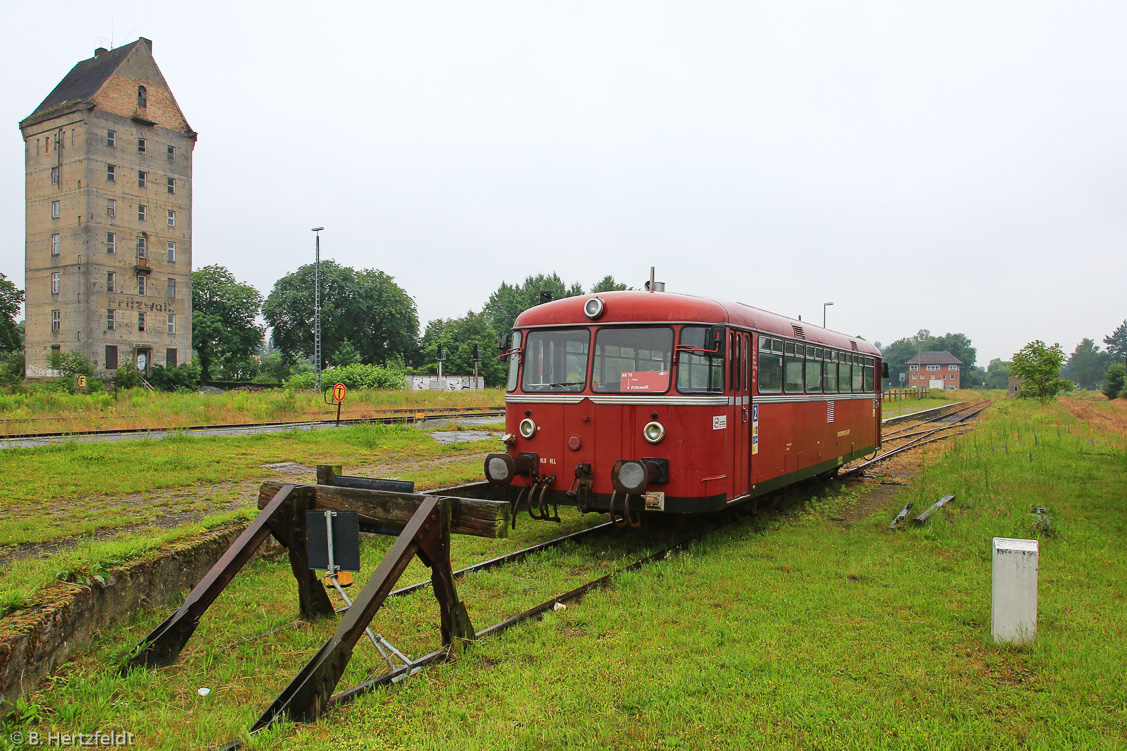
[106,346,118,369]
[166,348,177,367]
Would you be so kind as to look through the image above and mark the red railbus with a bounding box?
[483,290,883,525]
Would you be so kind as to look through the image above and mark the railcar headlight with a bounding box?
[584,297,605,320]
[616,461,648,493]
[519,417,537,439]
[642,421,666,444]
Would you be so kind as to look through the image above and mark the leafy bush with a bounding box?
[0,351,24,387]
[48,349,94,378]
[1102,363,1126,400]
[285,362,407,391]
[113,361,144,390]
[148,360,202,392]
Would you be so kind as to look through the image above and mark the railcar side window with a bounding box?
[823,350,838,392]
[592,327,673,393]
[839,354,852,393]
[783,342,804,393]
[522,329,589,392]
[806,347,823,393]
[863,357,875,392]
[758,337,782,394]
[852,354,864,392]
[505,331,522,392]
[677,327,724,393]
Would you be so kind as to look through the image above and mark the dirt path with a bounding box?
[1061,396,1127,437]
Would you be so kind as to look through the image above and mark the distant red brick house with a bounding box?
[907,351,963,389]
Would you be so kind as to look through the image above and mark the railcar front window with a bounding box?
[592,327,673,393]
[758,337,782,394]
[522,329,589,392]
[505,331,522,392]
[676,326,724,393]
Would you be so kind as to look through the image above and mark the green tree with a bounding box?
[330,338,362,366]
[1101,363,1126,400]
[192,265,265,383]
[590,275,630,293]
[1064,338,1111,390]
[263,261,418,368]
[0,273,25,354]
[1011,340,1070,405]
[1104,320,1127,367]
[879,338,918,386]
[482,273,584,334]
[419,312,507,387]
[984,359,1012,390]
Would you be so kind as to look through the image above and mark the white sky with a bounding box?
[4,1,1126,365]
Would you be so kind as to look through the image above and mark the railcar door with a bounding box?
[731,330,752,498]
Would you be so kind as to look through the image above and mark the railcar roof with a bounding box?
[513,290,882,356]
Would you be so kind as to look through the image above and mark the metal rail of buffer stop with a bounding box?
[122,465,511,732]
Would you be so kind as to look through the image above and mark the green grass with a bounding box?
[0,387,505,435]
[0,424,501,617]
[7,399,1127,749]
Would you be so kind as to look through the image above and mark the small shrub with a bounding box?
[148,360,202,392]
[285,362,407,391]
[1102,363,1126,400]
[113,361,144,390]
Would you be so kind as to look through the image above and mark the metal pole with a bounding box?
[823,301,833,328]
[312,227,324,392]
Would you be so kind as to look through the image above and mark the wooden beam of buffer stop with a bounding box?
[124,468,510,734]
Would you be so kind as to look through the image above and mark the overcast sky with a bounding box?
[4,1,1126,365]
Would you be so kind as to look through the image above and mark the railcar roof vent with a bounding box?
[851,341,859,351]
[792,324,805,339]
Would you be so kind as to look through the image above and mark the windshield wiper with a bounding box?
[549,382,584,388]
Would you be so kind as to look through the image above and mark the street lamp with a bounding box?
[823,302,833,328]
[311,227,324,392]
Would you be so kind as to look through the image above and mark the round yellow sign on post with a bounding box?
[333,382,347,403]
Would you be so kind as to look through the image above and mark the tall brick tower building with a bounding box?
[19,38,195,376]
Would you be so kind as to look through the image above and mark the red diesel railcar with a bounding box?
[484,290,883,526]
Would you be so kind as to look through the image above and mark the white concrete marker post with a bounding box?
[991,538,1039,645]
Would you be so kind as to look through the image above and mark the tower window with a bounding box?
[51,310,60,331]
[105,345,118,369]
[51,234,60,256]
[138,138,147,153]
[137,275,146,296]
[51,200,60,218]
[167,278,176,297]
[138,204,147,222]
[166,242,176,262]
[167,145,174,160]
[138,170,147,188]
[138,85,147,108]
[51,167,59,184]
[167,177,175,194]
[107,232,116,254]
[106,164,116,182]
[107,271,116,292]
[138,312,146,332]
[167,210,175,228]
[167,314,176,334]
[51,272,60,294]
[107,129,116,147]
[106,312,116,332]
[137,236,147,258]
[107,199,116,218]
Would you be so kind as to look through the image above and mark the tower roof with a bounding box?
[23,40,147,124]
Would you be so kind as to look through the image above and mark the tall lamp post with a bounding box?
[823,301,833,328]
[311,227,324,392]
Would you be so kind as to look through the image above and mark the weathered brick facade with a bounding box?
[19,38,195,376]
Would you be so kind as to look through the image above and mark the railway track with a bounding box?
[218,399,992,747]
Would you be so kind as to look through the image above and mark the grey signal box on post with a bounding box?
[991,537,1038,645]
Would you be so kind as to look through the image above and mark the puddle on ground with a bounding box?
[429,431,500,445]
